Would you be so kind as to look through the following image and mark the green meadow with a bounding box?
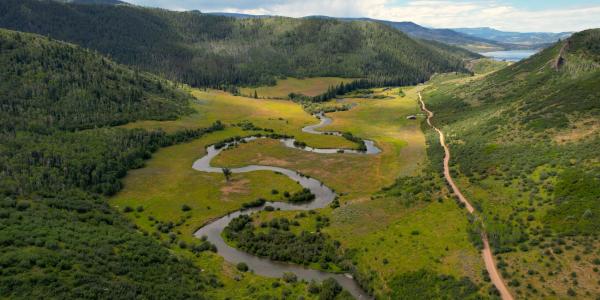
[112,80,487,298]
[240,77,355,98]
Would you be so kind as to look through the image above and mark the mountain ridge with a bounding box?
[0,0,478,88]
[454,27,572,45]
[207,12,554,51]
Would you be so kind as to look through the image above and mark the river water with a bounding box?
[192,114,378,299]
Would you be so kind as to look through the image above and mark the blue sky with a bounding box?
[126,0,600,32]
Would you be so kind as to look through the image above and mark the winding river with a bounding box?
[193,113,378,299]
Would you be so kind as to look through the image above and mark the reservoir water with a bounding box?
[480,49,538,62]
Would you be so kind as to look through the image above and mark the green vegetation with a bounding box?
[223,215,344,270]
[240,77,354,99]
[423,29,600,298]
[544,169,600,234]
[466,58,511,75]
[116,81,485,298]
[1,0,477,88]
[388,269,483,299]
[0,29,225,298]
[0,29,191,132]
[287,188,317,203]
[2,3,556,298]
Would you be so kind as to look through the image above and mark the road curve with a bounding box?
[418,92,514,300]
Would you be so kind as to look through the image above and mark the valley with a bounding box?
[0,1,598,299]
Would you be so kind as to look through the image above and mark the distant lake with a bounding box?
[479,50,539,62]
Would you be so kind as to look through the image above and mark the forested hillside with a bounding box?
[0,0,478,87]
[342,19,511,51]
[424,29,600,298]
[0,29,223,298]
[0,29,192,132]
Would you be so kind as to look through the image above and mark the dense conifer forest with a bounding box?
[0,29,224,298]
[0,0,479,88]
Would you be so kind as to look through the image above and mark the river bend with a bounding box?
[193,114,378,299]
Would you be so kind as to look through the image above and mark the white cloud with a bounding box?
[127,0,600,32]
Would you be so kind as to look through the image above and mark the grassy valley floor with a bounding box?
[112,80,488,298]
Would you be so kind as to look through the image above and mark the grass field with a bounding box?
[240,77,355,98]
[123,89,356,149]
[212,87,426,200]
[113,79,486,298]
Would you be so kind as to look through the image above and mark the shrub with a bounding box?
[181,204,191,212]
[319,278,342,300]
[236,262,249,272]
[16,201,31,211]
[241,198,266,209]
[308,280,320,294]
[282,272,297,283]
[178,241,187,249]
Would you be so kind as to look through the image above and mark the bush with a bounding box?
[319,278,342,300]
[308,280,320,294]
[288,188,316,203]
[241,198,266,209]
[123,206,133,213]
[389,270,480,299]
[236,262,249,272]
[181,204,191,212]
[282,272,297,283]
[16,201,31,211]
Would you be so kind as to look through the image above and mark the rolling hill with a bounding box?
[424,28,600,298]
[339,19,514,52]
[0,28,222,298]
[213,13,548,52]
[0,0,479,88]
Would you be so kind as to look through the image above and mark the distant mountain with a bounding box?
[344,19,514,52]
[206,12,272,19]
[454,27,572,46]
[212,13,546,52]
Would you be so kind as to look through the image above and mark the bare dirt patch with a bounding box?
[554,119,599,144]
[220,179,251,200]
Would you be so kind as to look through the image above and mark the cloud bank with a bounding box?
[128,0,600,32]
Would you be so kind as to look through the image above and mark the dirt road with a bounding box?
[419,92,514,300]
